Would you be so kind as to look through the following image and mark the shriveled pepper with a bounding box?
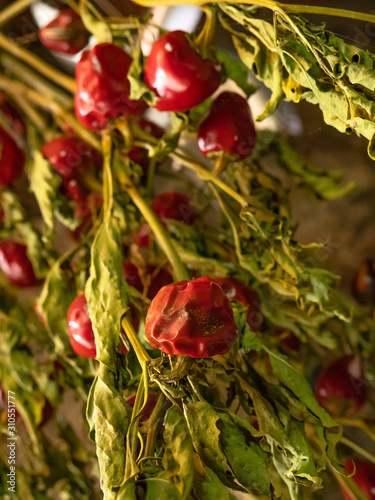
[75,43,148,130]
[145,277,238,358]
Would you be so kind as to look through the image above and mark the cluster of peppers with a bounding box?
[0,4,375,500]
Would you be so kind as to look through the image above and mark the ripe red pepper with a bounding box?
[0,126,25,186]
[67,294,97,358]
[67,294,130,357]
[126,392,159,421]
[352,258,375,304]
[315,355,367,414]
[123,260,173,299]
[198,92,256,160]
[214,277,262,332]
[151,192,197,225]
[41,136,102,179]
[276,328,301,352]
[75,43,148,130]
[0,241,41,287]
[39,9,90,55]
[145,277,238,357]
[341,459,375,500]
[0,92,25,136]
[144,30,222,112]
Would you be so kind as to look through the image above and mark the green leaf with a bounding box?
[215,48,258,97]
[193,455,237,500]
[127,46,157,105]
[85,217,132,492]
[37,262,74,354]
[79,0,112,43]
[183,401,230,486]
[264,348,344,473]
[162,406,194,500]
[217,412,271,495]
[28,151,61,236]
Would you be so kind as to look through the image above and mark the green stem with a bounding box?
[142,393,166,458]
[125,372,146,480]
[133,140,247,208]
[101,132,112,220]
[194,5,217,56]
[340,436,375,465]
[0,0,36,27]
[0,33,76,93]
[0,53,73,108]
[121,317,152,366]
[11,95,51,140]
[212,152,228,176]
[0,75,99,149]
[116,159,189,282]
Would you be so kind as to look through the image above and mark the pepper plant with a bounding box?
[0,1,375,499]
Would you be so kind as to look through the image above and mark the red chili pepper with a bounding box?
[145,277,238,357]
[41,136,102,179]
[198,92,256,160]
[151,192,197,225]
[276,328,301,352]
[126,392,159,421]
[214,277,262,332]
[0,126,25,186]
[67,294,131,357]
[123,260,173,299]
[75,43,148,130]
[0,241,41,287]
[0,92,25,136]
[39,9,90,55]
[67,294,97,358]
[144,30,222,112]
[341,459,375,500]
[315,355,368,414]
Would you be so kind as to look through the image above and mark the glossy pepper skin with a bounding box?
[0,126,25,186]
[198,92,256,160]
[214,277,262,332]
[75,43,148,130]
[41,136,102,179]
[144,30,222,112]
[67,294,130,356]
[151,192,197,225]
[342,459,375,500]
[0,92,25,136]
[0,241,41,287]
[315,355,367,414]
[39,9,90,55]
[145,277,238,358]
[67,294,97,358]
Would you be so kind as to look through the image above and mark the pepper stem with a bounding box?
[115,158,189,282]
[194,5,217,57]
[0,33,76,93]
[212,152,228,176]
